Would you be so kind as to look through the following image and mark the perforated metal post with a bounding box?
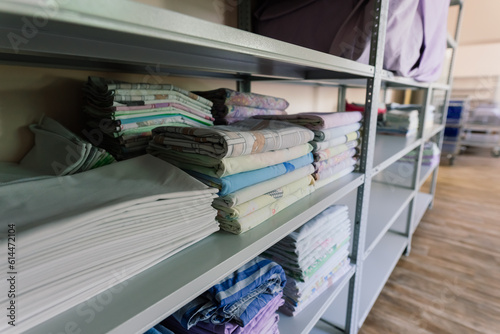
[344,0,388,332]
[237,76,251,93]
[338,85,346,112]
[404,87,432,256]
[237,0,252,32]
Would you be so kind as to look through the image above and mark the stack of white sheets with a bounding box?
[0,155,218,333]
[263,205,352,316]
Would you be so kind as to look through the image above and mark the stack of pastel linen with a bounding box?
[148,119,316,234]
[399,141,441,167]
[253,112,362,189]
[160,256,286,334]
[0,116,115,185]
[193,88,288,125]
[386,103,436,131]
[263,205,352,316]
[0,155,219,333]
[378,108,419,137]
[83,76,214,160]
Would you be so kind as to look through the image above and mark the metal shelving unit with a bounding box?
[0,0,463,333]
[364,182,414,259]
[372,135,422,175]
[278,265,356,334]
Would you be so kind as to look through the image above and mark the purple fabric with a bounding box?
[162,293,283,334]
[255,0,449,82]
[253,112,362,130]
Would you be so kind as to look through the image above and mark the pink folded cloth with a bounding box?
[253,112,362,130]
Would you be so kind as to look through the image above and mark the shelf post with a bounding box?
[343,0,389,332]
[237,0,252,32]
[337,85,346,112]
[404,87,432,255]
[237,75,251,93]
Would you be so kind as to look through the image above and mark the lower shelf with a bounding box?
[310,320,345,334]
[357,231,408,327]
[364,182,414,259]
[278,265,355,334]
[390,192,433,234]
[319,231,408,330]
[412,192,433,234]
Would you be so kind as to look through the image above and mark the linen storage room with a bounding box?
[0,1,498,334]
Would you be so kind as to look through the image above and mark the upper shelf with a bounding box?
[26,172,364,334]
[0,0,374,80]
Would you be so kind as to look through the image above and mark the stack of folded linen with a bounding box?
[0,155,218,333]
[378,108,419,137]
[1,116,115,184]
[399,141,441,167]
[253,112,362,189]
[193,88,288,125]
[386,103,436,131]
[148,119,316,234]
[263,205,352,316]
[161,256,286,334]
[82,76,214,160]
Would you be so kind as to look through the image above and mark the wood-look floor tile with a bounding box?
[359,149,500,334]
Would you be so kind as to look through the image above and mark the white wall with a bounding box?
[453,43,500,77]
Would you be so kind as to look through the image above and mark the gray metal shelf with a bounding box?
[447,34,458,49]
[320,231,408,330]
[390,191,433,235]
[278,265,356,334]
[357,231,408,327]
[412,192,433,233]
[26,173,363,334]
[418,163,439,189]
[0,0,374,80]
[424,124,445,141]
[381,71,451,90]
[372,134,422,175]
[364,182,414,259]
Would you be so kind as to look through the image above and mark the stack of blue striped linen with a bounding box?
[263,205,352,316]
[83,76,214,160]
[0,155,218,333]
[148,118,317,234]
[158,256,286,334]
[253,112,362,190]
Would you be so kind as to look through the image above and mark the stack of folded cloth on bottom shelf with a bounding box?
[0,116,115,185]
[160,256,286,334]
[399,141,441,167]
[83,76,214,160]
[253,112,362,189]
[0,155,218,333]
[262,205,352,316]
[377,108,419,137]
[193,88,289,125]
[148,119,316,234]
